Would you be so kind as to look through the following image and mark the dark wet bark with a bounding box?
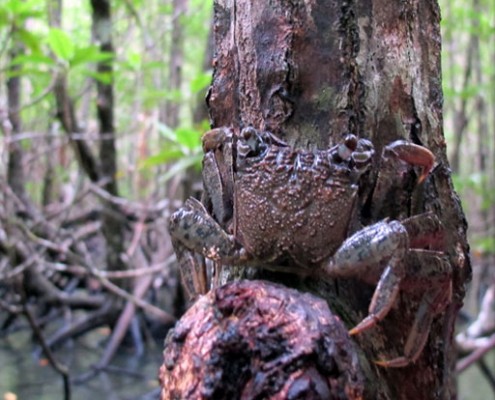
[160,280,365,399]
[5,33,26,201]
[163,1,470,399]
[90,0,126,277]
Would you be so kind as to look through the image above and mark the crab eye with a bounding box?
[352,138,375,173]
[337,134,358,161]
[238,127,266,157]
[344,134,358,151]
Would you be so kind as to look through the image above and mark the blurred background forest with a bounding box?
[0,0,493,399]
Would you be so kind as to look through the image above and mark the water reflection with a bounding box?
[0,330,162,400]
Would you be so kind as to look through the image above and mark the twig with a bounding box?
[457,332,495,373]
[23,303,71,400]
[477,359,495,394]
[89,182,179,217]
[96,262,154,368]
[100,258,174,279]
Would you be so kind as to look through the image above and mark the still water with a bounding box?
[0,329,489,399]
[0,330,162,400]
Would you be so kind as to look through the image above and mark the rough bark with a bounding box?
[164,1,470,399]
[160,280,365,399]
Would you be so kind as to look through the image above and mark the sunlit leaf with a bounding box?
[473,236,495,255]
[82,69,113,84]
[0,8,10,26]
[190,70,212,93]
[71,45,114,67]
[126,52,142,70]
[175,127,202,150]
[11,54,55,67]
[16,28,42,52]
[47,28,75,61]
[6,67,51,79]
[140,148,185,169]
[3,0,43,20]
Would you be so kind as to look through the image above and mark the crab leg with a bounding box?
[375,250,452,367]
[323,220,409,334]
[348,266,402,335]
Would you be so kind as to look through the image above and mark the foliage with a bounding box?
[0,0,493,397]
[0,0,212,199]
[0,1,213,397]
[440,0,495,255]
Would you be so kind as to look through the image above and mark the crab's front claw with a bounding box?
[386,141,435,184]
[169,198,236,262]
[169,198,238,299]
[201,127,232,152]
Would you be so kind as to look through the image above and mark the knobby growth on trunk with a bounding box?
[161,1,470,399]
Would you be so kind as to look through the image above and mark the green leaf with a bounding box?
[6,67,51,79]
[16,28,42,52]
[11,54,55,67]
[175,127,202,150]
[71,46,114,67]
[140,148,185,169]
[82,69,113,84]
[126,52,142,70]
[159,154,203,184]
[473,236,495,255]
[47,28,75,61]
[190,70,212,93]
[156,123,177,141]
[0,8,9,26]
[3,0,43,20]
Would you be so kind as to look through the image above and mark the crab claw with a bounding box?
[386,141,435,184]
[202,127,232,152]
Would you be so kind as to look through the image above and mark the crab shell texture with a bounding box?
[231,128,373,268]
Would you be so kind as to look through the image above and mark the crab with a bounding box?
[169,126,452,368]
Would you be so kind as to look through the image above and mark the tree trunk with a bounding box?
[5,30,26,201]
[162,0,188,128]
[163,1,471,399]
[90,0,126,275]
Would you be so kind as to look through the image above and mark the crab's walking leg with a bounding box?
[375,250,452,367]
[323,220,409,334]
